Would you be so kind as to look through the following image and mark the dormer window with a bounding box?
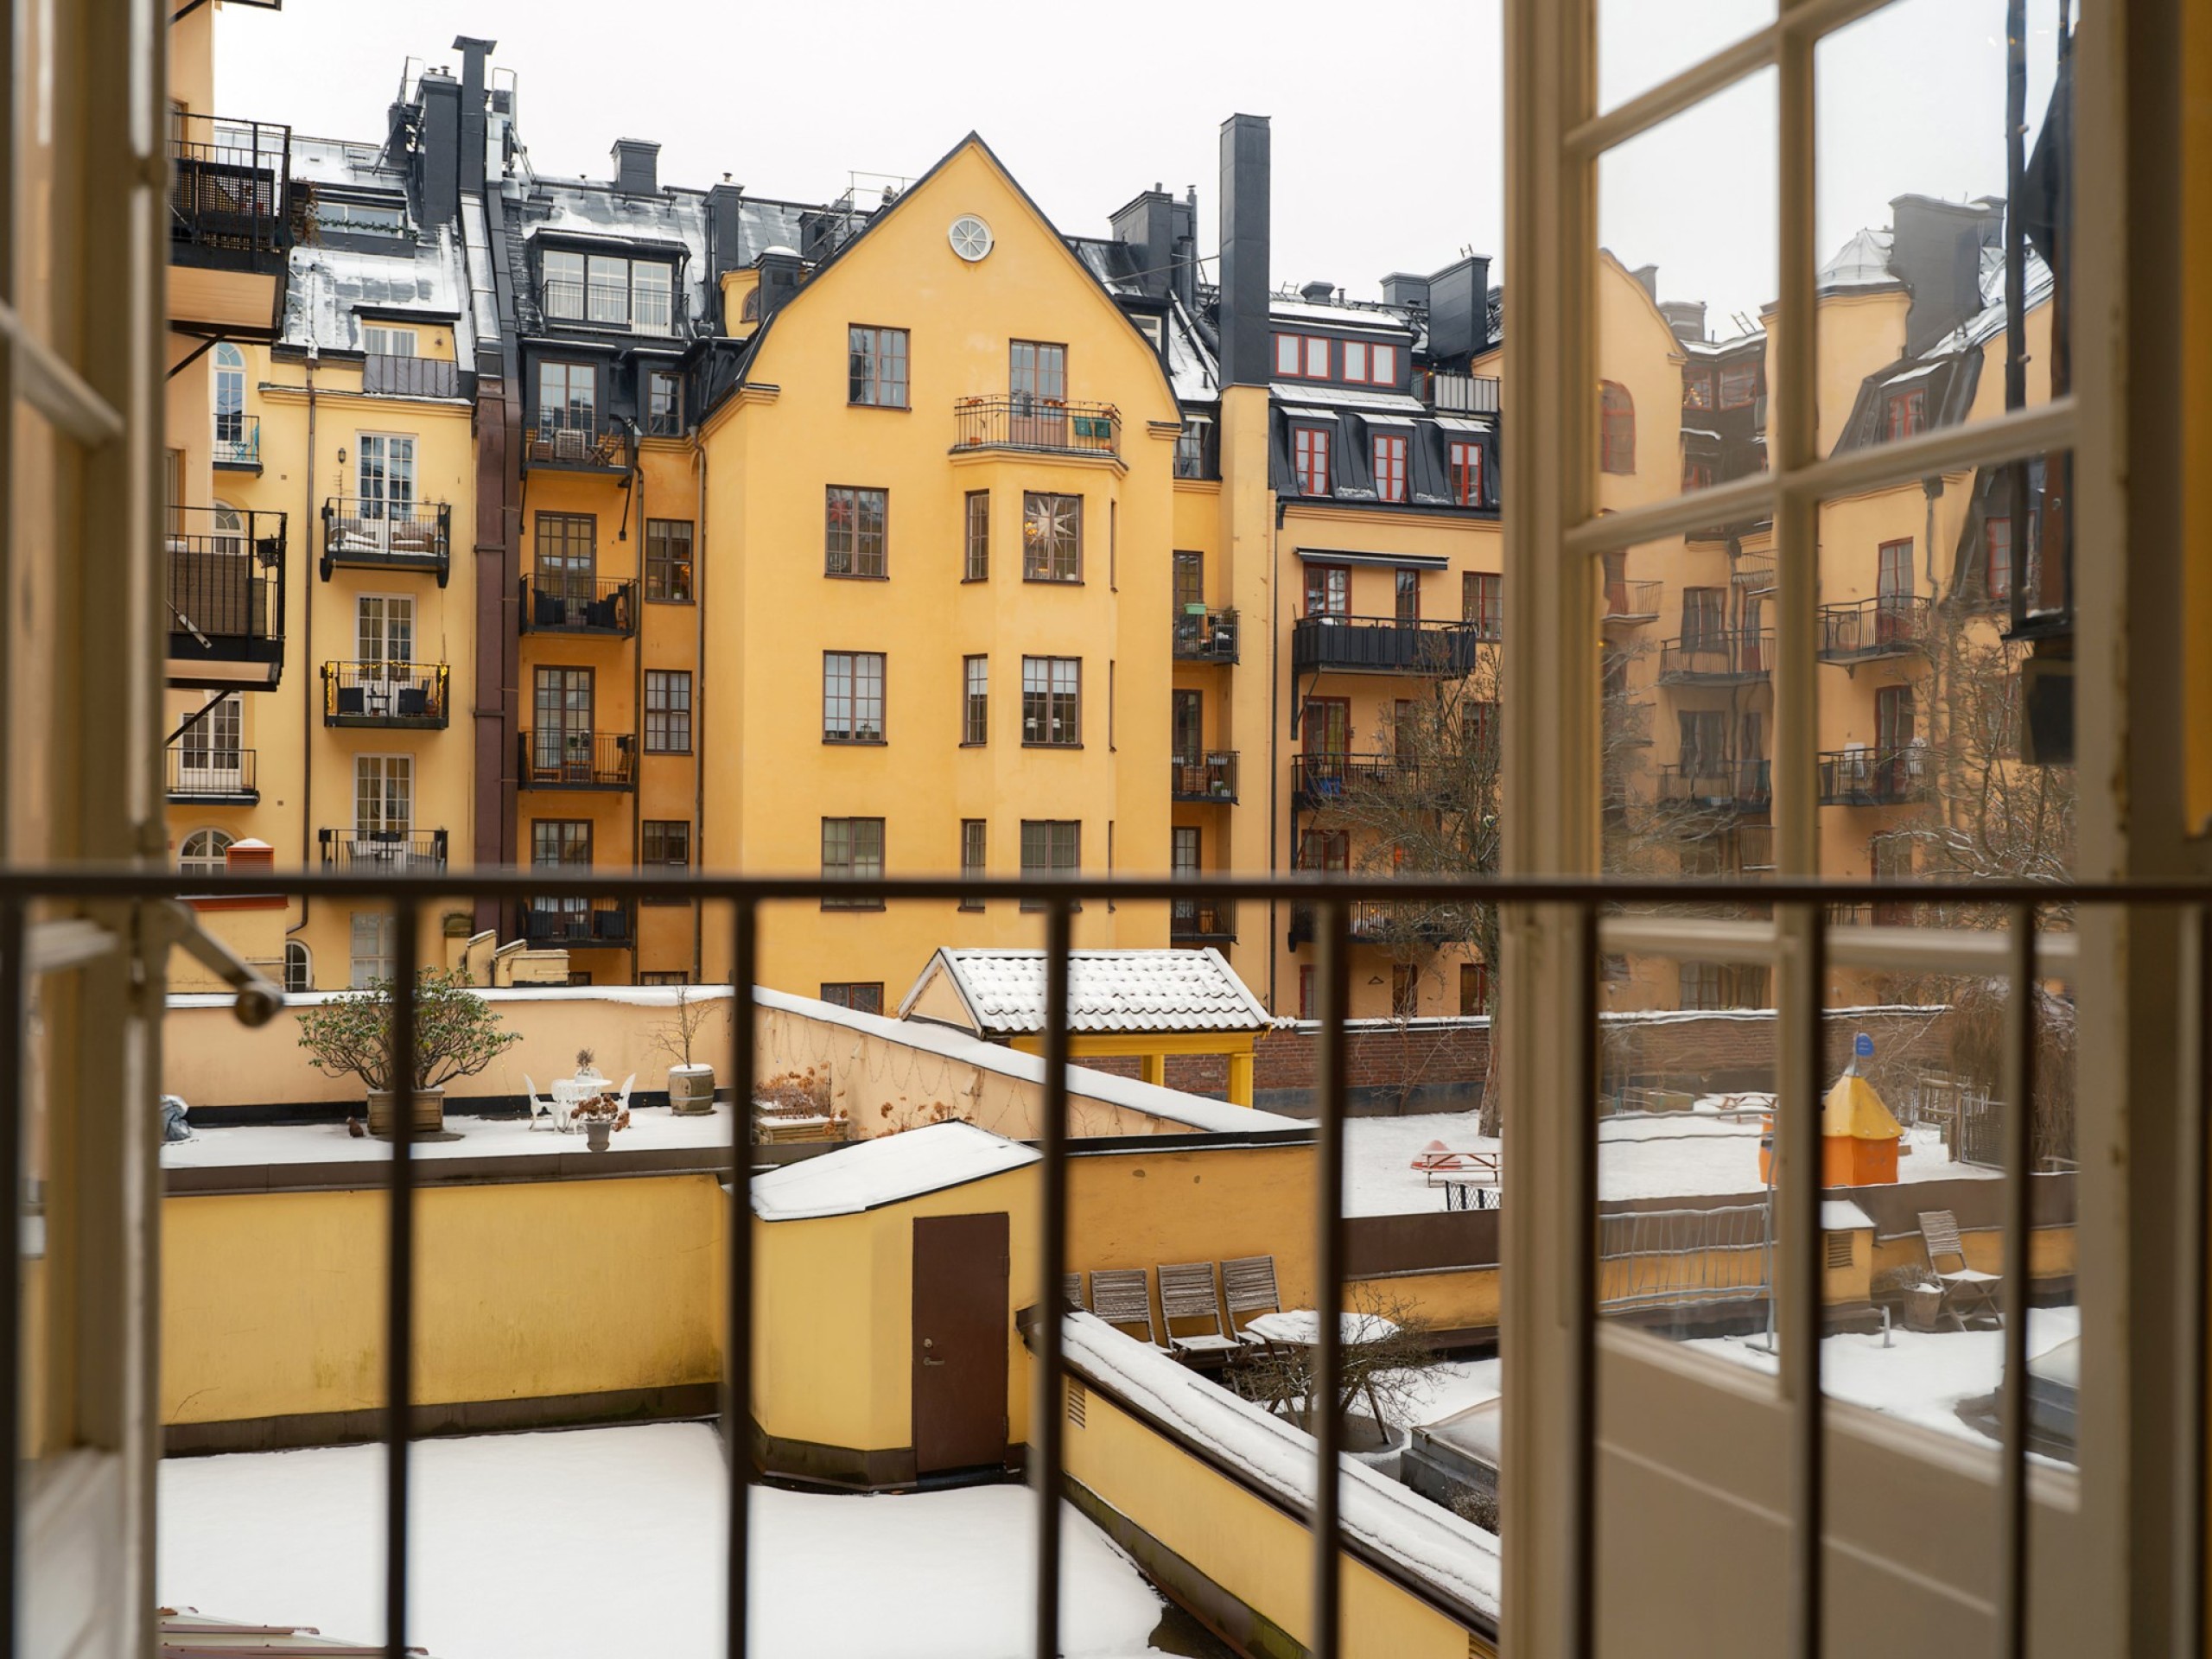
[1274,334,1331,378]
[1719,362,1761,409]
[1885,386,1926,439]
[540,247,676,333]
[1343,340,1398,386]
[1294,426,1332,496]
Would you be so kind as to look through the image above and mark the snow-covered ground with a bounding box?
[1383,1357,1502,1431]
[162,1105,740,1169]
[1346,1109,1994,1217]
[158,1422,1174,1659]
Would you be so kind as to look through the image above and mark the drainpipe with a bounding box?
[1268,497,1285,1014]
[290,334,319,947]
[690,424,708,986]
[629,421,645,972]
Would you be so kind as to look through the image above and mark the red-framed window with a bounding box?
[1306,563,1351,619]
[1682,456,1714,492]
[1372,433,1408,503]
[1599,381,1635,474]
[1885,387,1926,440]
[1274,334,1331,378]
[1294,426,1332,496]
[1719,362,1760,409]
[1448,441,1484,506]
[1298,964,1317,1019]
[1985,517,2012,601]
[1463,571,1502,639]
[1683,368,1714,410]
[1342,340,1399,385]
[1297,829,1350,873]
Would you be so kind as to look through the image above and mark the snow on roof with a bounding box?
[899,948,1270,1036]
[1823,1199,1876,1232]
[750,1121,1039,1220]
[283,227,475,360]
[1268,297,1416,336]
[1165,293,1218,404]
[1819,226,1899,290]
[1062,1313,1501,1624]
[1267,382,1428,416]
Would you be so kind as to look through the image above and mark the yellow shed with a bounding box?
[750,1122,1039,1491]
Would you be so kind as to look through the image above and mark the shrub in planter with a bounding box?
[297,968,522,1135]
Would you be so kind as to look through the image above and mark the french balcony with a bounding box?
[1818,594,1931,664]
[1656,760,1773,811]
[1818,747,1929,806]
[518,730,637,791]
[320,829,448,872]
[1292,753,1423,808]
[1428,372,1502,416]
[1171,752,1239,804]
[951,397,1121,460]
[520,575,637,637]
[1291,615,1479,677]
[164,745,258,805]
[321,662,451,729]
[213,414,261,474]
[321,499,453,585]
[363,353,462,401]
[1172,606,1240,664]
[165,507,287,690]
[1169,898,1237,946]
[523,413,628,473]
[1602,579,1663,624]
[1656,631,1773,686]
[524,897,637,949]
[1288,899,1474,950]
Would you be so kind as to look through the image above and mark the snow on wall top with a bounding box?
[750,1121,1039,1221]
[899,948,1271,1036]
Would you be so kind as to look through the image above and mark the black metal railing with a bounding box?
[1602,579,1663,621]
[321,663,451,728]
[321,499,453,583]
[1171,752,1239,804]
[1818,594,1931,663]
[318,829,448,872]
[518,730,638,790]
[952,397,1121,458]
[1169,898,1236,944]
[1656,760,1773,810]
[524,414,628,470]
[213,414,260,469]
[524,895,637,947]
[1172,607,1240,664]
[519,575,637,636]
[1293,753,1425,806]
[166,507,287,683]
[1656,631,1773,684]
[163,745,258,803]
[1292,615,1479,677]
[169,113,293,264]
[1287,898,1477,948]
[364,353,463,401]
[1818,747,1929,806]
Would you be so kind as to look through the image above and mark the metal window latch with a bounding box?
[141,900,285,1027]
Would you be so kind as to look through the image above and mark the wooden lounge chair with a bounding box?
[1220,1255,1282,1345]
[1087,1268,1163,1350]
[1158,1261,1243,1362]
[1919,1209,2003,1330]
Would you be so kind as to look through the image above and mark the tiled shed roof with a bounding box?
[899,948,1270,1036]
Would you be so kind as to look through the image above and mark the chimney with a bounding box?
[1630,263,1660,300]
[1109,185,1176,300]
[707,179,747,284]
[1217,113,1271,389]
[1170,187,1198,313]
[612,137,661,197]
[1381,271,1431,310]
[453,36,494,197]
[1299,279,1335,304]
[416,66,462,229]
[1425,254,1492,360]
[1889,193,2005,356]
[1659,298,1707,341]
[753,247,804,322]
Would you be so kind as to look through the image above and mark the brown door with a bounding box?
[912,1213,1010,1477]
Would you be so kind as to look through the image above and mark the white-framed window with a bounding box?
[211,342,246,457]
[178,695,244,791]
[283,940,312,995]
[349,911,397,988]
[177,827,232,877]
[361,323,417,358]
[356,432,416,521]
[356,594,414,667]
[355,754,412,835]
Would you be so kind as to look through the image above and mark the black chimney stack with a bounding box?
[1889,194,2005,357]
[707,181,747,285]
[612,138,660,197]
[416,65,461,229]
[454,36,494,198]
[1217,113,1271,389]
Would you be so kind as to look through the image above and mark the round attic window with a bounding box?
[948,215,993,263]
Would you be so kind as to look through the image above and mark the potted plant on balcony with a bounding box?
[570,1090,631,1154]
[649,985,724,1116]
[296,967,521,1137]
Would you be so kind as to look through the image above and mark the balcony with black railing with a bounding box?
[1292,753,1424,808]
[1292,615,1479,677]
[523,413,628,472]
[1656,760,1773,811]
[1818,747,1929,806]
[519,575,637,637]
[1656,630,1773,686]
[1169,898,1237,946]
[952,397,1121,460]
[213,414,261,472]
[1171,753,1239,804]
[164,745,258,804]
[166,507,287,690]
[363,353,463,401]
[1818,594,1930,664]
[524,896,637,949]
[321,663,451,729]
[320,829,448,872]
[1602,579,1663,624]
[1172,607,1240,664]
[169,113,293,272]
[1287,899,1475,949]
[321,499,453,584]
[518,730,638,791]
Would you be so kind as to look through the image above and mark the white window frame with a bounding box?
[349,911,397,988]
[361,323,417,358]
[355,431,417,550]
[178,695,244,793]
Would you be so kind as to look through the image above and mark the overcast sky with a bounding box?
[218,0,2063,328]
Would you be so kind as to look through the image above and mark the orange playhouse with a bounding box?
[1759,1064,1904,1188]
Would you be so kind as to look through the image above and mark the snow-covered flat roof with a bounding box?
[899,947,1271,1036]
[162,1101,736,1174]
[750,1121,1038,1221]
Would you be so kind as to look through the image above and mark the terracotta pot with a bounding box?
[366,1086,445,1137]
[668,1064,717,1116]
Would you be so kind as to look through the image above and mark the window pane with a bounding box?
[1021,493,1082,582]
[964,491,989,581]
[1598,0,1774,115]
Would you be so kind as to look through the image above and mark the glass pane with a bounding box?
[1815,0,2076,448]
[1598,0,1774,114]
[1595,71,1777,510]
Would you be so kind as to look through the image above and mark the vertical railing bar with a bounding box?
[727,901,758,1659]
[1786,901,1827,1658]
[1310,898,1351,1659]
[2186,902,2212,1659]
[1032,899,1072,1659]
[384,899,419,1659]
[1997,902,2037,1657]
[1569,901,1599,1659]
[0,899,25,1659]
